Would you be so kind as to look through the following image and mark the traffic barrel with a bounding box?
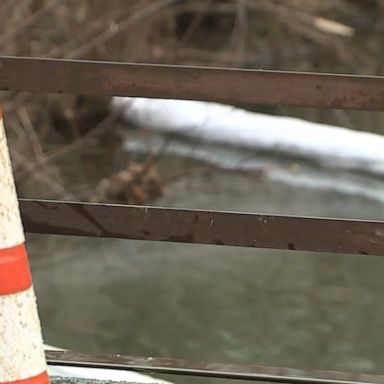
[0,109,49,384]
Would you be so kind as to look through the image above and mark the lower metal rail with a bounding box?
[46,351,384,384]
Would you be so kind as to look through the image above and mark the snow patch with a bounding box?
[114,97,384,175]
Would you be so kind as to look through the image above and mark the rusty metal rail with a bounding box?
[46,350,384,384]
[20,199,384,256]
[1,56,384,110]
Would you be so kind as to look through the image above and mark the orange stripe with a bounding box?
[2,371,49,384]
[0,243,32,295]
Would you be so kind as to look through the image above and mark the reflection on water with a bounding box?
[28,140,384,383]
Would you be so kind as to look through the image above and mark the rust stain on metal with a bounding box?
[19,199,384,257]
[1,56,384,110]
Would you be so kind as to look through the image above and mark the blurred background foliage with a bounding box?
[1,0,384,202]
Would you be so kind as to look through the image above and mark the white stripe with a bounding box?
[0,118,25,249]
[0,287,46,382]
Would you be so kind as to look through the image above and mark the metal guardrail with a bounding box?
[2,55,384,382]
[20,199,384,257]
[1,56,384,111]
[45,350,384,384]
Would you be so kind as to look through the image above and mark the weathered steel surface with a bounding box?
[20,199,384,256]
[46,350,384,384]
[50,379,137,384]
[1,56,384,110]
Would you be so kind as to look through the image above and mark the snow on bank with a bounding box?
[114,97,384,175]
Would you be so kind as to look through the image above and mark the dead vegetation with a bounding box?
[91,162,164,205]
[1,0,383,203]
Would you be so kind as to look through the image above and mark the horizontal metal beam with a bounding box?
[46,350,384,384]
[20,199,384,256]
[1,56,384,110]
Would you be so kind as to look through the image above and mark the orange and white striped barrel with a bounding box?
[0,110,48,384]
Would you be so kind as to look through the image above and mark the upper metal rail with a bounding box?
[20,199,384,256]
[1,56,384,110]
[46,350,384,384]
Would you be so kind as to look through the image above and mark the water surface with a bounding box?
[28,136,384,383]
